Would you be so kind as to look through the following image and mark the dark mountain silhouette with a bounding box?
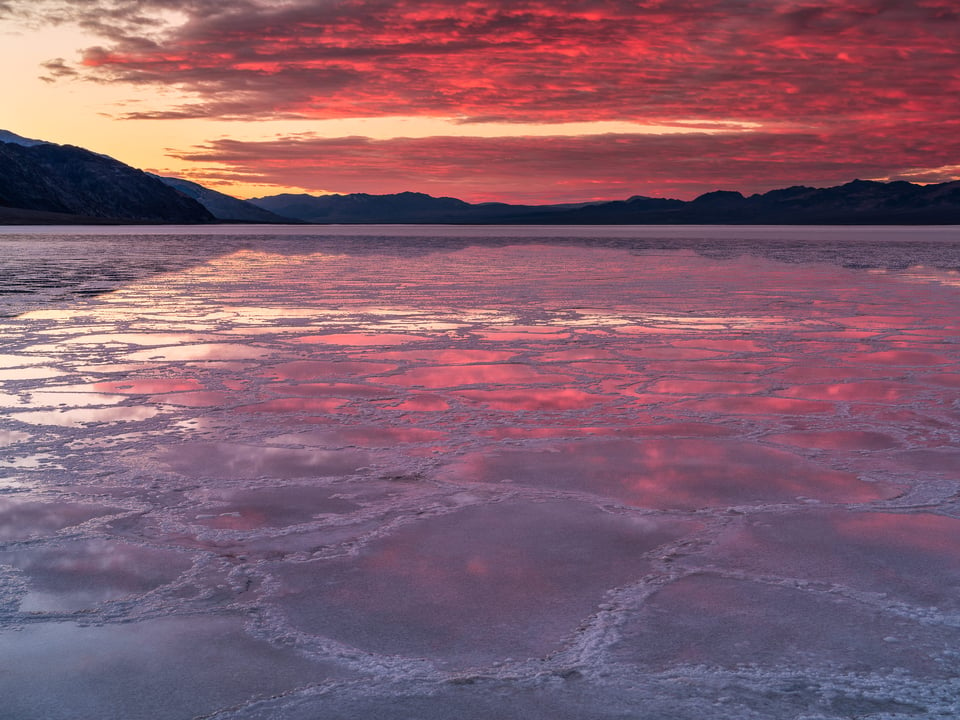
[150,174,293,223]
[0,132,212,224]
[249,191,555,223]
[3,130,960,225]
[252,181,960,225]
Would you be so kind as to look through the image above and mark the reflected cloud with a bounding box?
[454,388,606,411]
[159,443,371,479]
[273,426,446,448]
[274,500,698,665]
[438,439,893,509]
[9,406,161,426]
[707,511,960,612]
[262,361,397,381]
[387,364,572,388]
[766,430,899,451]
[0,538,193,612]
[290,333,424,346]
[0,498,120,541]
[126,344,269,361]
[187,485,359,530]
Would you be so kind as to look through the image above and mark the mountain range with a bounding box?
[2,129,960,225]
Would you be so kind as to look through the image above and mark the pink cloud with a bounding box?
[9,0,960,197]
[168,122,960,203]
[14,0,960,126]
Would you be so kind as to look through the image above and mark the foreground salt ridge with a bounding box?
[1,234,960,719]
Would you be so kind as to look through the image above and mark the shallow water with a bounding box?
[2,225,960,719]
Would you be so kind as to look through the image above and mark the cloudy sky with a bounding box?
[3,1,959,202]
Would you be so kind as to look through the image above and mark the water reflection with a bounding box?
[781,380,921,402]
[613,574,960,676]
[125,344,268,361]
[0,498,121,541]
[263,360,397,380]
[4,233,960,716]
[0,538,193,612]
[274,500,698,666]
[0,618,341,720]
[9,406,160,427]
[453,388,605,411]
[272,426,446,448]
[270,382,394,399]
[291,333,424,346]
[94,378,205,394]
[387,364,572,388]
[378,349,519,363]
[160,443,371,479]
[706,511,960,611]
[186,485,359,530]
[438,439,893,509]
[766,430,900,450]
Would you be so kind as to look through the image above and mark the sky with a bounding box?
[2,0,959,203]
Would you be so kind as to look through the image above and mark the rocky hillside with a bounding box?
[0,132,213,223]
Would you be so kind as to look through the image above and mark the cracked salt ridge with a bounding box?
[3,230,960,718]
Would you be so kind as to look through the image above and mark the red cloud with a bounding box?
[168,122,960,203]
[10,0,960,197]
[14,0,960,126]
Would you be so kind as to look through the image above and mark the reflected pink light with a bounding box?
[676,396,834,414]
[291,333,424,346]
[779,366,894,382]
[536,348,621,361]
[274,500,698,664]
[0,499,120,541]
[94,379,205,394]
[437,438,892,509]
[479,426,619,439]
[645,379,767,395]
[479,330,570,341]
[272,426,446,447]
[851,350,952,366]
[624,422,737,438]
[262,360,397,380]
[159,443,370,479]
[270,383,395,398]
[126,344,268,361]
[454,388,606,410]
[150,391,233,407]
[377,349,518,363]
[235,397,349,414]
[188,485,359,530]
[561,361,640,376]
[387,364,572,388]
[620,347,725,360]
[711,511,960,610]
[644,361,774,375]
[922,374,960,388]
[766,430,899,451]
[669,339,768,352]
[391,394,451,411]
[782,380,920,402]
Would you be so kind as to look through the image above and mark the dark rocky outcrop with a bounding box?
[0,137,213,223]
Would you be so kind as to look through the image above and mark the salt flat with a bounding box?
[1,226,959,719]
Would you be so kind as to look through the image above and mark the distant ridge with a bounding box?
[251,181,960,225]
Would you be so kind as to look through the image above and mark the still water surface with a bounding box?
[1,225,960,719]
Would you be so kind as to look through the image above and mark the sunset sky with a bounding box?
[3,1,959,203]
